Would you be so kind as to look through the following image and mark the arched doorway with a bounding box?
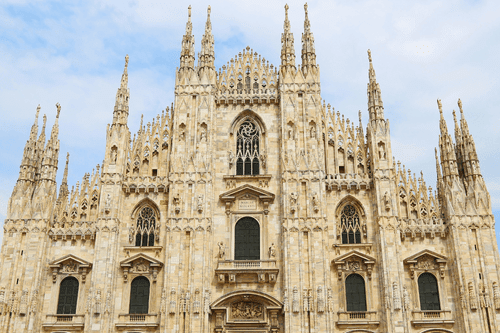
[234,217,260,260]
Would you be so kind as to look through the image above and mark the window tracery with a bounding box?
[133,207,158,247]
[236,120,260,176]
[340,204,361,244]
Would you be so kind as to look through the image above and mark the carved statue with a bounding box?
[105,193,111,208]
[268,243,276,258]
[200,128,207,142]
[197,195,204,212]
[228,151,234,168]
[378,143,386,160]
[260,153,267,170]
[111,148,117,163]
[403,286,410,311]
[469,282,478,310]
[217,242,225,259]
[61,260,78,273]
[383,191,391,211]
[312,192,319,212]
[310,125,316,139]
[290,192,298,205]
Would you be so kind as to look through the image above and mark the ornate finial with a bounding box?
[285,3,289,12]
[452,110,457,123]
[36,104,41,114]
[208,5,211,16]
[437,99,443,114]
[66,152,70,162]
[56,103,61,118]
[188,5,192,18]
[458,98,463,114]
[358,110,362,124]
[125,54,129,68]
[367,49,372,63]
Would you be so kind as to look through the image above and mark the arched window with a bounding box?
[57,277,79,314]
[418,273,440,310]
[236,120,260,176]
[129,277,150,314]
[234,217,260,260]
[345,274,367,312]
[135,207,156,247]
[340,204,361,244]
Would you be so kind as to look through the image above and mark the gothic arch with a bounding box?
[229,109,267,135]
[418,330,454,333]
[130,198,160,220]
[335,196,366,218]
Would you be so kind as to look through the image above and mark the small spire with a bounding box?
[435,147,442,180]
[198,5,215,72]
[62,153,69,185]
[280,4,296,71]
[367,49,384,120]
[180,5,195,71]
[301,2,317,74]
[113,55,130,125]
[437,99,448,136]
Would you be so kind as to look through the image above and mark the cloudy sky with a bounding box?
[0,0,499,245]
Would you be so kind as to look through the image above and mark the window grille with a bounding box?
[234,217,260,260]
[129,277,150,314]
[57,277,79,315]
[345,274,367,312]
[341,204,361,244]
[236,120,260,176]
[418,273,440,310]
[135,207,156,247]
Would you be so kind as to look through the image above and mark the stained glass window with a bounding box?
[236,120,260,176]
[135,207,156,247]
[341,204,361,244]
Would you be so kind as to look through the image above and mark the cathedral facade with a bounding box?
[1,4,499,333]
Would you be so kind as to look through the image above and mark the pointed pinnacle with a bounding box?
[125,54,129,68]
[367,49,372,63]
[56,103,61,118]
[458,98,464,116]
[437,99,443,115]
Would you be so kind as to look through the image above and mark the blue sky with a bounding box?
[0,0,499,246]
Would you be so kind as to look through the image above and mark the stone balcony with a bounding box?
[411,310,454,327]
[115,314,159,329]
[336,311,380,327]
[42,314,85,330]
[215,260,278,284]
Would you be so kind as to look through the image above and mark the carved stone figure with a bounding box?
[393,282,401,310]
[312,192,319,212]
[217,242,225,259]
[469,282,478,310]
[403,286,410,311]
[133,258,149,273]
[268,243,276,258]
[228,150,234,169]
[61,260,78,273]
[310,125,316,139]
[197,195,204,212]
[292,286,299,313]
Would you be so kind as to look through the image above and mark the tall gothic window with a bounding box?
[129,277,150,314]
[236,120,260,176]
[345,274,367,312]
[234,217,260,260]
[135,207,156,247]
[57,277,79,314]
[418,273,440,310]
[341,204,361,244]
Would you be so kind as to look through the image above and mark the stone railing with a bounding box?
[215,260,278,284]
[411,310,454,325]
[42,314,85,329]
[115,314,159,328]
[215,88,278,105]
[337,311,379,326]
[48,221,97,240]
[122,176,168,194]
[399,218,448,240]
[325,173,371,191]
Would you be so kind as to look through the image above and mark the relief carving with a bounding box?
[417,255,436,270]
[231,301,263,320]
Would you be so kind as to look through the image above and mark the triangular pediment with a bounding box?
[219,184,275,204]
[333,250,376,265]
[403,249,447,264]
[49,254,92,268]
[120,253,163,267]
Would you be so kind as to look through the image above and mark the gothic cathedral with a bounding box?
[1,4,499,333]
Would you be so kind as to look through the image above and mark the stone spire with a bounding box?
[57,152,70,206]
[40,103,61,182]
[457,99,481,180]
[301,3,316,75]
[113,55,130,126]
[180,5,195,72]
[367,49,384,121]
[198,5,215,73]
[280,4,296,71]
[19,105,41,179]
[437,99,459,180]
